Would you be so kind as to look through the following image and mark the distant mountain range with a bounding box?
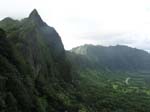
[71,44,150,72]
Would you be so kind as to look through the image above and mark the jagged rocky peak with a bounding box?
[29,9,40,18]
[29,9,45,26]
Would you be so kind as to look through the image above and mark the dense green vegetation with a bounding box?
[74,70,150,112]
[69,44,150,112]
[1,9,150,112]
[0,9,78,112]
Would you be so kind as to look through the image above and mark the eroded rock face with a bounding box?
[0,10,73,112]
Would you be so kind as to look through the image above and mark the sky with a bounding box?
[0,0,150,51]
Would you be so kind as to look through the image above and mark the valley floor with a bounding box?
[75,70,150,112]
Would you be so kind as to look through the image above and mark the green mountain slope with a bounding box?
[71,44,150,72]
[0,9,72,82]
[69,44,150,112]
[0,9,80,112]
[1,9,150,112]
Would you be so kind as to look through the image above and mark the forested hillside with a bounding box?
[1,9,150,112]
[69,44,150,112]
[0,9,80,112]
[71,44,150,71]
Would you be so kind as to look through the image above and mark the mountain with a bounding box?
[1,9,150,112]
[71,44,150,72]
[69,44,150,112]
[0,9,78,112]
[0,9,72,81]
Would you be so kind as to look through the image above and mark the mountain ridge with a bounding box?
[71,44,150,72]
[0,9,77,112]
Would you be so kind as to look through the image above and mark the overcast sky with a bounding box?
[1,0,150,51]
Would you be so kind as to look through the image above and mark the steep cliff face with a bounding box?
[0,10,74,112]
[0,9,72,82]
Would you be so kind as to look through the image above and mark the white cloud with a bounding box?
[0,0,150,50]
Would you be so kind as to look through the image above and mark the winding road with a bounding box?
[125,77,131,85]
